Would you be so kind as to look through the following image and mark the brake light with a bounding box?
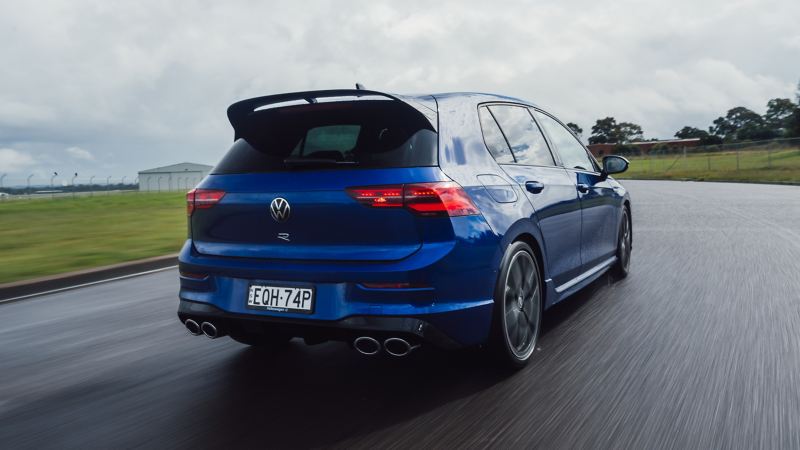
[346,182,478,217]
[345,186,404,208]
[187,189,225,216]
[404,182,479,217]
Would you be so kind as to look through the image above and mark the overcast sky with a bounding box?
[1,0,798,182]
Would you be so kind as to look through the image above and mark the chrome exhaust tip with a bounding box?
[185,319,201,336]
[200,321,219,339]
[353,336,381,356]
[383,337,420,357]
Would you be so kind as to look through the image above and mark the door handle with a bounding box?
[525,181,545,194]
[576,183,590,194]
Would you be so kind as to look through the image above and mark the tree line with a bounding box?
[566,80,800,146]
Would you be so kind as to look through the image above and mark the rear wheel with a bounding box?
[490,241,542,369]
[612,208,632,278]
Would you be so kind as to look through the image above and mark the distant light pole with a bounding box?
[106,176,112,194]
[89,176,96,196]
[0,173,6,189]
[27,174,34,195]
[71,173,78,198]
[50,172,58,199]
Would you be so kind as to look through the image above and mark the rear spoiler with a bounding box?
[226,89,437,140]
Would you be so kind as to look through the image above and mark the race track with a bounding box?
[2,180,799,449]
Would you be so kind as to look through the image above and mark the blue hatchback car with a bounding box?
[178,88,631,367]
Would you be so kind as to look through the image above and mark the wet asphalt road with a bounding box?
[2,180,800,449]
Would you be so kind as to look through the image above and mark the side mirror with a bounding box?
[602,155,629,175]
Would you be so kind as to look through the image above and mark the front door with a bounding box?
[534,110,620,271]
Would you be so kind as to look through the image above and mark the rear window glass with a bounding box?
[213,100,437,173]
[298,125,360,154]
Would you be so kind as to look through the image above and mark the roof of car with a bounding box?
[430,92,538,108]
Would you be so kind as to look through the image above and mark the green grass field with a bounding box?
[616,148,800,183]
[0,192,186,284]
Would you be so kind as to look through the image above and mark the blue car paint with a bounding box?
[178,90,630,348]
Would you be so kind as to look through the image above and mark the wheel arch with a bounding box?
[623,198,632,248]
[511,232,547,312]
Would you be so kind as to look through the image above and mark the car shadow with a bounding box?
[175,274,616,448]
[541,273,615,336]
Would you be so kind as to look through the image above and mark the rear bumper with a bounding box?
[178,216,501,348]
[178,299,472,349]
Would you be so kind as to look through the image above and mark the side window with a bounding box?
[489,105,554,166]
[535,111,595,171]
[478,107,515,163]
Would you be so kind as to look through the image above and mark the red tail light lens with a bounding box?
[404,182,479,217]
[345,186,404,208]
[187,188,225,216]
[346,182,478,217]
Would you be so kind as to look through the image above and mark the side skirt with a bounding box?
[545,256,617,307]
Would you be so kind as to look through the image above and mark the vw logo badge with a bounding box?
[270,197,291,223]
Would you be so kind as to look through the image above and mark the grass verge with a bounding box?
[616,148,800,183]
[0,192,185,284]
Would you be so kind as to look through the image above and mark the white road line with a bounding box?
[0,265,178,305]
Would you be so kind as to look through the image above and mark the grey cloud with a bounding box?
[0,0,798,177]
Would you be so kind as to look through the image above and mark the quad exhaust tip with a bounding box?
[185,319,201,336]
[352,336,421,356]
[353,336,381,356]
[383,337,420,357]
[200,321,219,339]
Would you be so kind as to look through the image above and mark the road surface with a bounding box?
[2,180,799,449]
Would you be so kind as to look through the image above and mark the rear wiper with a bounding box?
[283,158,359,166]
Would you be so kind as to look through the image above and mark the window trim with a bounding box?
[532,108,601,174]
[477,102,559,168]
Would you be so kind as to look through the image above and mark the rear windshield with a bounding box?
[213,100,437,173]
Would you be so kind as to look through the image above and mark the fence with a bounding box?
[617,137,800,183]
[0,174,194,201]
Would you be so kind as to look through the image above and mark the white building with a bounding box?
[138,162,213,192]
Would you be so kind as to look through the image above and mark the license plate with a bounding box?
[247,284,315,314]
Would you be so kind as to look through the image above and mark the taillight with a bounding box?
[404,182,479,217]
[186,188,225,216]
[346,182,478,217]
[346,186,403,208]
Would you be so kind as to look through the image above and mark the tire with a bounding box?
[612,207,632,279]
[489,241,543,369]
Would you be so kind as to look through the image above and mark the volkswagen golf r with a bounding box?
[177,88,631,367]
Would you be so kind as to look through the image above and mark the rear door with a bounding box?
[190,97,445,262]
[534,110,620,270]
[478,105,584,287]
